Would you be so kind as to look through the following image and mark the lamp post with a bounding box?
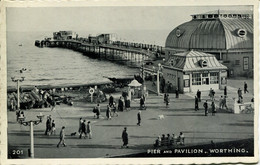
[18,113,44,158]
[157,63,163,96]
[11,77,25,110]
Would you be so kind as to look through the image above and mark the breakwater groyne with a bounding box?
[35,39,165,67]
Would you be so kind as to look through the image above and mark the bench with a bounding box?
[154,137,185,148]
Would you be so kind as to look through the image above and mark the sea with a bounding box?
[7,30,170,88]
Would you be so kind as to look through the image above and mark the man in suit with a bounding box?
[195,96,199,111]
[121,127,129,148]
[137,111,141,126]
[57,126,66,147]
[203,100,208,116]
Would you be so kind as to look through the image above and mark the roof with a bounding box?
[193,10,253,15]
[164,51,227,72]
[165,12,253,50]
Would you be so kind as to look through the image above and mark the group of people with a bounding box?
[78,118,92,139]
[93,93,143,120]
[154,132,185,147]
[194,81,250,115]
[45,115,56,135]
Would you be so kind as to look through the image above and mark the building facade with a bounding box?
[53,31,77,40]
[165,10,253,77]
[162,51,227,93]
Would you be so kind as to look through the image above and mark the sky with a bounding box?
[7,5,253,32]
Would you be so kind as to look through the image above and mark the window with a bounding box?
[202,73,209,85]
[243,57,249,70]
[237,29,247,38]
[210,72,219,84]
[192,73,201,85]
[208,14,213,18]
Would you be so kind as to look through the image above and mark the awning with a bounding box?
[128,79,142,87]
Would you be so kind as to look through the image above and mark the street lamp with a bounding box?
[157,63,163,96]
[11,76,25,110]
[18,113,44,158]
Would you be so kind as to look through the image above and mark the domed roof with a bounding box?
[165,11,253,50]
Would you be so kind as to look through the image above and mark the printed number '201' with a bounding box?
[12,150,24,155]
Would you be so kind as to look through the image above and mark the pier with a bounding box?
[36,38,164,67]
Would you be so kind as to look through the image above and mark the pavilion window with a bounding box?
[210,72,219,84]
[192,73,201,85]
[202,73,209,85]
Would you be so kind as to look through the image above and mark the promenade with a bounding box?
[7,78,254,158]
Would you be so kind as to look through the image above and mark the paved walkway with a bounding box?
[8,79,254,158]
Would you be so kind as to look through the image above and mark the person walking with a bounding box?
[106,105,112,120]
[195,96,199,111]
[237,88,243,103]
[203,100,208,116]
[45,115,51,135]
[79,120,87,139]
[224,86,227,97]
[197,89,201,102]
[175,88,179,98]
[212,89,215,100]
[140,96,145,110]
[237,88,242,98]
[219,96,223,110]
[86,121,92,139]
[121,127,129,148]
[211,101,216,116]
[222,96,229,111]
[209,88,213,100]
[96,104,101,119]
[118,97,124,112]
[78,117,83,135]
[244,82,249,94]
[137,111,141,126]
[165,94,170,108]
[109,94,114,106]
[57,126,66,148]
[51,120,56,135]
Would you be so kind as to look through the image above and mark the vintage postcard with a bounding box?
[0,0,259,164]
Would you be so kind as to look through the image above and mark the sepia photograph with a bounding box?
[1,0,258,164]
